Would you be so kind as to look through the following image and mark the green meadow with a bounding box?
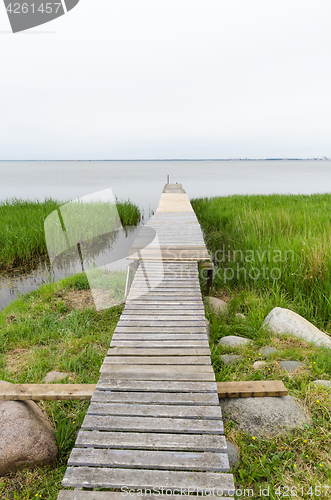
[0,194,330,498]
[192,194,331,497]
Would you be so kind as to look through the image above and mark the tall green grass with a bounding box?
[192,194,331,328]
[0,198,141,270]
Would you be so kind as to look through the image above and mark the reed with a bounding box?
[0,198,141,269]
[192,193,331,328]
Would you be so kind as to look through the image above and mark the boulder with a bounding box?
[220,395,310,438]
[263,307,331,348]
[220,355,242,366]
[278,361,302,373]
[206,297,229,316]
[235,313,246,321]
[219,336,252,348]
[0,382,58,476]
[226,441,240,469]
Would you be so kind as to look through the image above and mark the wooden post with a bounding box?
[167,174,170,184]
[199,261,214,295]
[124,261,139,298]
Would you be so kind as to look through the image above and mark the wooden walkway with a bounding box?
[58,184,235,499]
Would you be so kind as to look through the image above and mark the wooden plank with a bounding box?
[91,391,219,405]
[75,430,227,451]
[62,467,235,493]
[96,380,217,392]
[103,356,211,364]
[87,403,222,419]
[111,334,208,340]
[68,448,229,472]
[114,327,206,333]
[98,369,215,382]
[110,341,210,348]
[107,348,211,356]
[58,492,234,500]
[217,380,288,398]
[82,414,224,434]
[0,384,96,401]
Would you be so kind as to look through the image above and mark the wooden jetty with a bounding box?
[57,184,235,499]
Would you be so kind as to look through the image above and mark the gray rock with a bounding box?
[252,361,267,370]
[205,319,211,341]
[260,347,277,357]
[263,307,331,348]
[0,381,58,476]
[220,395,310,438]
[313,380,331,388]
[206,297,229,316]
[278,361,302,373]
[226,441,240,469]
[219,335,252,347]
[235,313,246,321]
[44,371,70,383]
[221,355,242,366]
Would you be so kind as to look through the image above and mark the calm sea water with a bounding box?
[1,160,331,216]
[1,159,331,310]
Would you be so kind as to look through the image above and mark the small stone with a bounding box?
[313,380,331,388]
[205,319,211,341]
[44,371,70,383]
[278,361,302,373]
[206,297,229,316]
[221,355,242,366]
[253,361,267,370]
[226,441,240,469]
[219,335,252,348]
[235,313,246,321]
[260,347,277,357]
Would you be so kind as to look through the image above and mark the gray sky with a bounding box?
[1,0,331,160]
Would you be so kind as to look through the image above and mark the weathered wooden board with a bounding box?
[107,348,211,356]
[81,414,224,434]
[75,430,227,451]
[87,403,222,419]
[110,341,210,348]
[217,380,288,398]
[98,369,215,382]
[111,334,208,341]
[103,356,211,365]
[68,448,229,471]
[91,391,219,405]
[96,380,217,392]
[0,384,96,401]
[61,467,235,493]
[58,492,234,500]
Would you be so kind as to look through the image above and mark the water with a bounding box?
[1,159,331,310]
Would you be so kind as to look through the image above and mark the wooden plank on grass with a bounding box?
[0,384,96,401]
[68,448,229,471]
[58,493,234,500]
[96,380,217,393]
[103,356,211,365]
[91,391,219,405]
[217,380,288,398]
[81,414,224,434]
[61,467,235,493]
[107,347,211,356]
[75,430,227,451]
[87,403,222,419]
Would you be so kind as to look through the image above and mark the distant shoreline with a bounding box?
[0,158,330,162]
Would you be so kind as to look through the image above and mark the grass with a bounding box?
[192,193,331,329]
[192,194,331,498]
[0,198,141,270]
[0,272,122,499]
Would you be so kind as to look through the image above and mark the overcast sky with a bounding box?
[1,0,331,160]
